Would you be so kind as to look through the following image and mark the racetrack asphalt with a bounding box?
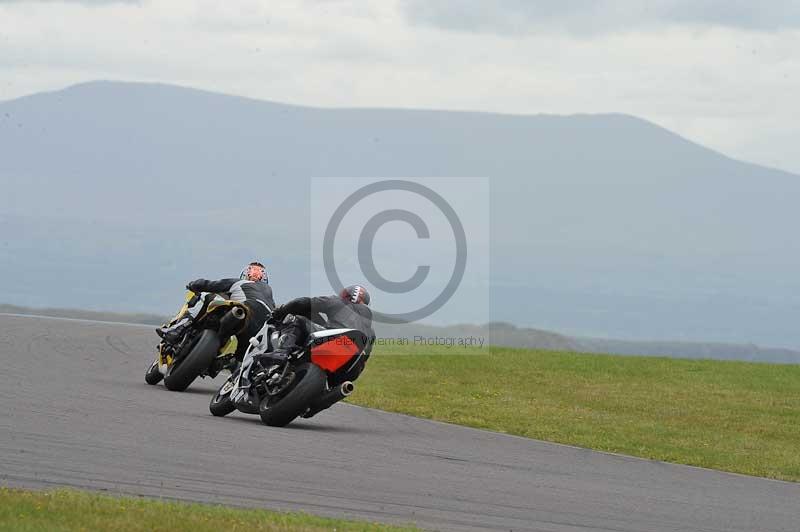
[0,314,798,531]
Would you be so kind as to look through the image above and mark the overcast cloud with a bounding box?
[403,1,800,35]
[0,0,798,173]
[0,0,138,4]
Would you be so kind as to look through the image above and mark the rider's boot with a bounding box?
[255,348,290,366]
[156,316,192,344]
[254,322,302,365]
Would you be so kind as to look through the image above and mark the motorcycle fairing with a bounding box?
[219,336,238,357]
[308,329,365,373]
[230,322,273,404]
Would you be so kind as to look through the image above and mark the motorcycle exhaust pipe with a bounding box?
[341,381,354,397]
[304,381,354,419]
[219,306,247,336]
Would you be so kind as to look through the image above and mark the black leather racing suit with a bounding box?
[187,278,275,355]
[270,295,375,382]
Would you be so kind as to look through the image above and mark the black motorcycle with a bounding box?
[209,319,369,426]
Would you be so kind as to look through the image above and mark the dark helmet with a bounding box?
[340,285,370,306]
[240,261,268,284]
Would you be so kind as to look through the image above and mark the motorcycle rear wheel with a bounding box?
[258,363,326,427]
[164,329,220,392]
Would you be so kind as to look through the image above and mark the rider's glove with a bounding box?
[186,279,205,292]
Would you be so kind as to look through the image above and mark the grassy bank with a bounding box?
[352,344,800,481]
[0,488,417,532]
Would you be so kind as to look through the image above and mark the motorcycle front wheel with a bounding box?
[144,357,163,385]
[209,377,237,417]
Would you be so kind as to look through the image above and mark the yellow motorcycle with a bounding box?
[145,291,249,391]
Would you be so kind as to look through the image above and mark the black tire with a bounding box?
[144,358,163,385]
[163,329,220,392]
[209,378,237,417]
[259,363,326,427]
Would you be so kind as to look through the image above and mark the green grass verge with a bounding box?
[0,488,418,532]
[351,344,800,481]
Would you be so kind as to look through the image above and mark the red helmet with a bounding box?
[340,285,370,306]
[240,262,268,283]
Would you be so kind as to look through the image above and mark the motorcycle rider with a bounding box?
[157,262,275,355]
[266,284,375,382]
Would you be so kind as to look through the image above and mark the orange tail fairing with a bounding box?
[310,336,360,373]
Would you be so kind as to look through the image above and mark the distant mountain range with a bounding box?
[1,81,799,352]
[3,303,797,364]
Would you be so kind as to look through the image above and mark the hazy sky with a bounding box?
[1,0,798,173]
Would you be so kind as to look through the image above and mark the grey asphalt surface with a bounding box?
[0,314,798,531]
